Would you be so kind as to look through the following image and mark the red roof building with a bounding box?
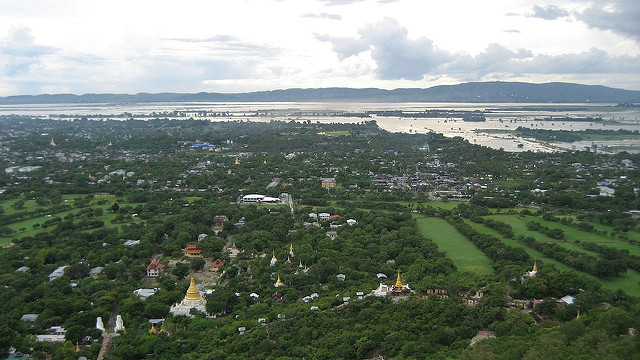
[209,259,225,272]
[147,260,165,277]
[183,244,203,257]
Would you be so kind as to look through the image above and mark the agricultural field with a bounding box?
[473,215,640,297]
[414,215,494,276]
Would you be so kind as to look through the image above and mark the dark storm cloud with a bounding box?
[576,0,640,43]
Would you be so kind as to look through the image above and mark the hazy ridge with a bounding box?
[1,81,639,104]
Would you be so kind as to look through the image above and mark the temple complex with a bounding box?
[169,276,207,316]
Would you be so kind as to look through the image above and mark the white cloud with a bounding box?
[576,0,640,43]
[301,13,342,20]
[528,4,570,20]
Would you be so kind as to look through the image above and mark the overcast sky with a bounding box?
[0,0,638,95]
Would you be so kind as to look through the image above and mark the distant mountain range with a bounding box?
[1,82,639,104]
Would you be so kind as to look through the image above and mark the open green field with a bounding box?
[415,216,494,276]
[488,214,640,257]
[0,195,142,245]
[476,216,640,297]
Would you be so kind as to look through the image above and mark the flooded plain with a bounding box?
[2,102,639,153]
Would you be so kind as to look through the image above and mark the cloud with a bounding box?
[163,36,279,55]
[575,0,640,42]
[319,0,398,5]
[0,27,57,75]
[317,18,640,83]
[302,13,342,20]
[316,18,453,80]
[528,4,569,20]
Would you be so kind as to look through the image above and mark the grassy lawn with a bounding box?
[0,195,139,243]
[415,216,494,276]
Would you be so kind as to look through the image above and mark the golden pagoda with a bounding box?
[149,323,158,334]
[532,261,538,272]
[270,251,277,266]
[160,322,169,334]
[129,133,132,139]
[289,243,294,256]
[392,270,406,292]
[169,276,207,316]
[274,274,284,287]
[286,255,291,264]
[576,306,580,319]
[75,341,80,352]
[185,276,202,301]
[298,260,304,268]
[50,137,57,146]
[235,156,240,165]
[263,159,267,164]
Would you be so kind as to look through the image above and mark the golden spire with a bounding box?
[108,141,112,146]
[286,255,291,263]
[50,137,56,146]
[149,323,158,334]
[532,261,538,272]
[576,306,580,319]
[289,243,294,255]
[235,156,240,165]
[272,251,277,261]
[184,276,202,301]
[263,159,267,164]
[129,133,132,139]
[299,260,303,268]
[394,270,403,290]
[75,341,80,352]
[160,322,169,334]
[274,274,284,287]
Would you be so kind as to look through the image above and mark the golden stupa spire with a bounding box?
[286,255,291,263]
[274,274,284,287]
[75,341,80,352]
[50,137,56,146]
[235,156,240,165]
[576,306,580,319]
[129,133,132,139]
[289,243,294,256]
[263,159,267,164]
[149,323,158,334]
[272,251,277,261]
[184,276,201,301]
[160,322,169,334]
[299,260,303,268]
[394,270,403,290]
[532,261,538,272]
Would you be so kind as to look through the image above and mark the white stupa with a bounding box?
[96,317,105,332]
[114,315,125,332]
